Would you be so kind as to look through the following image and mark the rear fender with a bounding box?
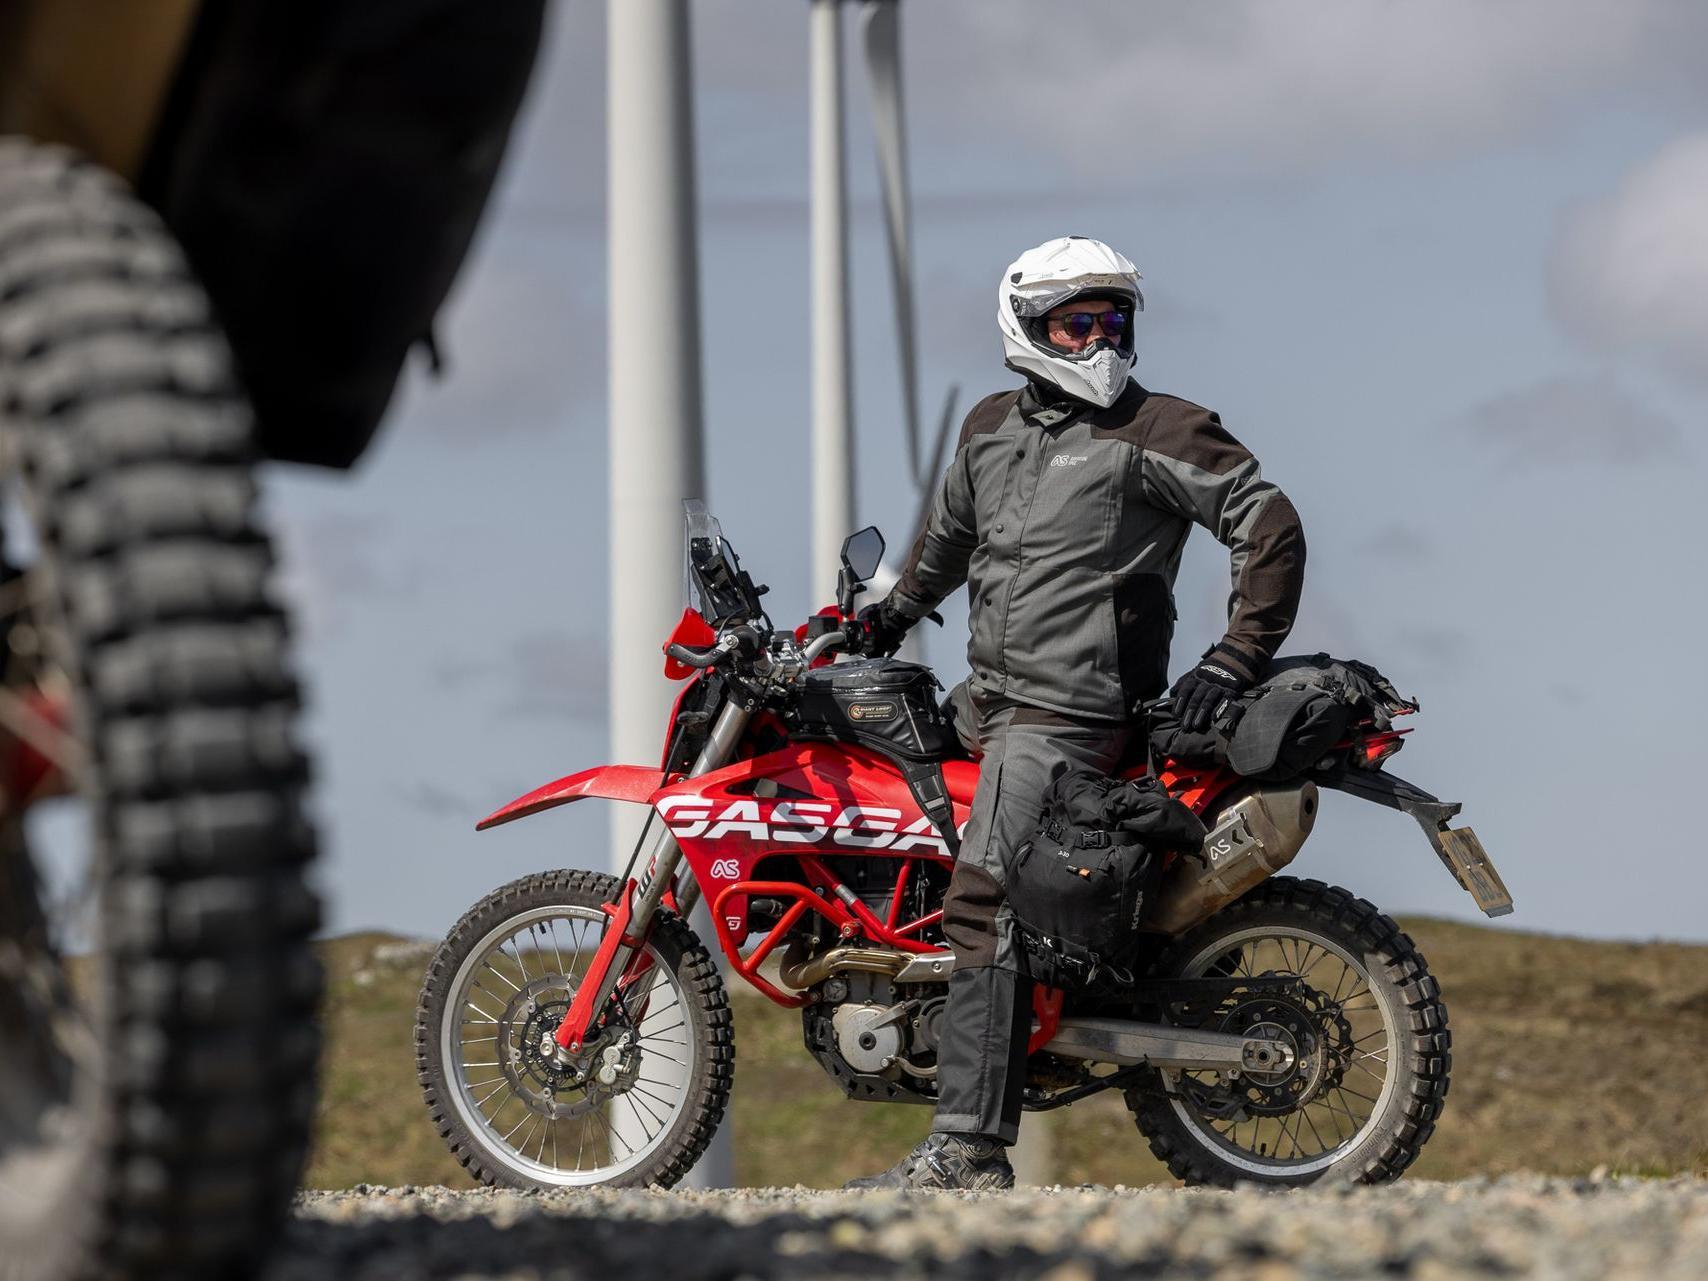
[1315,765,1514,917]
[476,764,666,831]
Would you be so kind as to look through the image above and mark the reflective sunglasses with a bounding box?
[1050,310,1131,342]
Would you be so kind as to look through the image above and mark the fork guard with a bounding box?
[1315,765,1514,917]
[475,764,666,831]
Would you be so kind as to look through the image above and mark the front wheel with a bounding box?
[415,870,733,1189]
[1126,876,1450,1187]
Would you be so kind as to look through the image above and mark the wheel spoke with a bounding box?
[503,935,531,984]
[1298,1104,1332,1156]
[628,1083,681,1114]
[596,1106,631,1159]
[546,919,567,978]
[626,1087,668,1130]
[624,1093,661,1142]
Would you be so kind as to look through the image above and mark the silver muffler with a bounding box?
[1145,781,1319,933]
[776,941,957,991]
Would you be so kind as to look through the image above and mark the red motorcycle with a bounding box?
[416,504,1513,1189]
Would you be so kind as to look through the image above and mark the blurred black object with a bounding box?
[138,0,546,468]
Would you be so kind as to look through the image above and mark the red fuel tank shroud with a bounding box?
[651,742,977,939]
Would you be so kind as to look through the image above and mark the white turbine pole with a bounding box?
[607,0,731,1187]
[608,0,703,858]
[810,0,854,604]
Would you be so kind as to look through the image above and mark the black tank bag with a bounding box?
[1009,770,1206,990]
[790,659,961,853]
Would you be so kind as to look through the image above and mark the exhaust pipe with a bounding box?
[778,943,957,991]
[1146,781,1318,934]
[778,943,908,990]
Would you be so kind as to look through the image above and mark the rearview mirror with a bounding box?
[840,526,885,584]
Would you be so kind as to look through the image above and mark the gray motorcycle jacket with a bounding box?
[890,380,1306,721]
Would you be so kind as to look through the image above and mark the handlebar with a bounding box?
[664,641,727,670]
[800,630,847,666]
[669,626,849,678]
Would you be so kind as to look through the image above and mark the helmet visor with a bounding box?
[1026,292,1137,359]
[1034,307,1134,356]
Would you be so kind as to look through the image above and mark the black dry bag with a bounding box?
[1008,770,1206,990]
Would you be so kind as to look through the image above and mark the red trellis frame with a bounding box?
[708,851,949,1007]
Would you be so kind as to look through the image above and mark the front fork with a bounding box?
[556,701,752,1051]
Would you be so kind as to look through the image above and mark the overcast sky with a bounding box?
[264,1,1708,943]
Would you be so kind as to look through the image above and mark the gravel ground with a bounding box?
[272,1177,1708,1281]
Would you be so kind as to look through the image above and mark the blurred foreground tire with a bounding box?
[0,140,320,1281]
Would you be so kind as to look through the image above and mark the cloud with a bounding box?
[1361,525,1433,565]
[1391,625,1473,672]
[1549,134,1708,388]
[1459,377,1684,468]
[432,629,610,724]
[400,224,607,442]
[389,779,480,820]
[273,511,414,638]
[853,1,1708,184]
[506,3,1708,211]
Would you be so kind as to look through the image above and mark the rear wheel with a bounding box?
[0,142,320,1280]
[1126,876,1450,1186]
[416,869,734,1188]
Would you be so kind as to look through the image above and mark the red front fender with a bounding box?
[476,764,666,831]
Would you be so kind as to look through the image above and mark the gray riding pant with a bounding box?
[932,680,1131,1143]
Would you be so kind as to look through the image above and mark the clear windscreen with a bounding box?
[683,499,720,606]
[682,500,756,626]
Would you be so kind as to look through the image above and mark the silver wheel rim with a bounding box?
[441,904,695,1186]
[1165,923,1399,1177]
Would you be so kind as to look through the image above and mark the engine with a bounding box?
[800,970,947,1105]
[814,854,951,946]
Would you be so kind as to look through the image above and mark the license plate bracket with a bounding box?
[1430,823,1513,917]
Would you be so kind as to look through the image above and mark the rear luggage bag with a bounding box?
[1150,653,1418,782]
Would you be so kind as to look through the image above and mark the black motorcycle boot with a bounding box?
[843,1132,1016,1191]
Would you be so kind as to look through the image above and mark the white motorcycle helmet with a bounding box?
[998,236,1144,408]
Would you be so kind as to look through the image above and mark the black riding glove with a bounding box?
[1170,653,1254,734]
[855,600,916,658]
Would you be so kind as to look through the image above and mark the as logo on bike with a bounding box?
[709,857,741,879]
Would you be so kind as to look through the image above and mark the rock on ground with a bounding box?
[272,1177,1708,1281]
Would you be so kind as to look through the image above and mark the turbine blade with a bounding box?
[859,0,922,487]
[908,384,960,546]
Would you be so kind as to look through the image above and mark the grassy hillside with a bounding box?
[304,918,1708,1189]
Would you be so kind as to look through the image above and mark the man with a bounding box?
[848,235,1307,1189]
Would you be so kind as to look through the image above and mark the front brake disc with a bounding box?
[498,978,641,1120]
